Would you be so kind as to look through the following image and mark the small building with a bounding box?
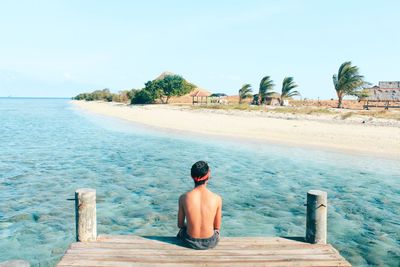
[209,93,228,104]
[191,89,212,105]
[363,81,400,109]
[252,93,280,106]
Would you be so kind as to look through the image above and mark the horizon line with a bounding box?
[0,96,71,99]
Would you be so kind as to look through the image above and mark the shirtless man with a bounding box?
[177,161,222,249]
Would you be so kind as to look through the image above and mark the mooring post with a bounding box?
[75,188,97,242]
[305,190,327,244]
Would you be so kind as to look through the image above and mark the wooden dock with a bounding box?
[58,235,351,267]
[56,188,351,267]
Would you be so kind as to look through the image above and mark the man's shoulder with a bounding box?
[179,192,188,202]
[215,193,222,203]
[208,190,222,202]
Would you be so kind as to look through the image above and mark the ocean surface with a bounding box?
[0,98,399,267]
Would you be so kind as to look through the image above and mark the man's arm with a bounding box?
[213,196,222,230]
[177,195,186,228]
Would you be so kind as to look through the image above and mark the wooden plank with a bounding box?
[58,259,351,267]
[62,254,341,262]
[97,235,303,242]
[65,248,336,256]
[59,251,345,262]
[97,235,305,244]
[70,241,332,250]
[95,235,327,247]
[64,253,340,263]
[59,255,351,265]
[57,235,351,267]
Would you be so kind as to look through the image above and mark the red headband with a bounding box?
[192,170,210,182]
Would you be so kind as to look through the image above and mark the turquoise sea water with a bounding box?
[0,99,399,266]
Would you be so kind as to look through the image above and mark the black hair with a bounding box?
[191,161,210,186]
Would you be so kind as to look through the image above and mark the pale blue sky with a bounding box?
[0,0,399,98]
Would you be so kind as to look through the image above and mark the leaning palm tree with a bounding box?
[238,84,253,104]
[280,77,300,106]
[258,76,275,105]
[333,61,368,108]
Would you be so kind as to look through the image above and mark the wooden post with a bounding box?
[75,188,97,242]
[306,190,327,244]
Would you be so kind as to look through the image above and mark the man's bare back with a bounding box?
[177,161,222,249]
[178,186,222,238]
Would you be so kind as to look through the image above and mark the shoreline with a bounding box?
[71,101,400,160]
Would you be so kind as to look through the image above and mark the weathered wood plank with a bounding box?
[59,256,351,265]
[70,242,333,250]
[57,235,351,267]
[58,259,351,267]
[65,248,336,256]
[63,251,342,261]
[97,235,305,244]
[59,253,348,264]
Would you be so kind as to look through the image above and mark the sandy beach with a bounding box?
[72,101,400,159]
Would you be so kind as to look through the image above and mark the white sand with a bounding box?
[72,101,400,159]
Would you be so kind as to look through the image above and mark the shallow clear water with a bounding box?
[0,99,399,267]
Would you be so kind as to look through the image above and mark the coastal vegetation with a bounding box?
[257,76,275,105]
[74,74,195,105]
[72,62,380,111]
[240,75,300,106]
[332,61,369,108]
[279,77,300,106]
[132,75,195,104]
[238,84,253,103]
[130,89,153,104]
[73,88,137,102]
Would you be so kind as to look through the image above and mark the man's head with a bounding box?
[191,161,210,187]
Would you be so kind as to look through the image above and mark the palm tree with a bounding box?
[333,61,368,108]
[280,77,300,105]
[238,84,253,104]
[258,76,275,105]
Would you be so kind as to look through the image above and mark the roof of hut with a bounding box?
[190,89,211,97]
[210,93,228,97]
[378,81,400,90]
[253,92,281,99]
[365,87,400,101]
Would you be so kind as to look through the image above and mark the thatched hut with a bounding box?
[191,89,212,105]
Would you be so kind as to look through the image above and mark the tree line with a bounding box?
[238,76,300,106]
[73,75,195,104]
[238,61,369,108]
[74,88,136,102]
[75,61,369,108]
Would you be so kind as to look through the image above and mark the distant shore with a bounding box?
[72,101,400,159]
